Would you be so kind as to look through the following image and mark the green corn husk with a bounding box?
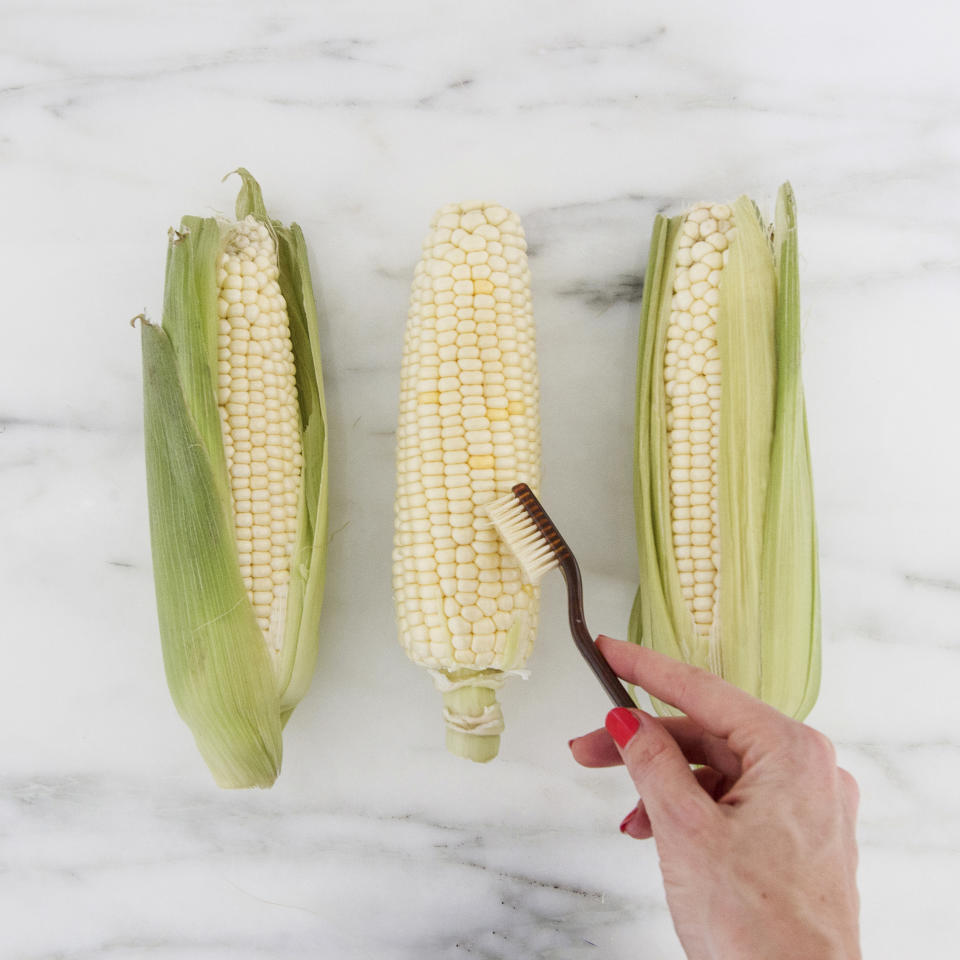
[140,170,328,787]
[629,183,820,720]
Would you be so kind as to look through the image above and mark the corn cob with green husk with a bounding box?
[393,201,541,763]
[630,183,819,719]
[140,170,328,788]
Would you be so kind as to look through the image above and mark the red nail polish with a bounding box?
[619,810,634,833]
[606,707,641,748]
[567,738,577,749]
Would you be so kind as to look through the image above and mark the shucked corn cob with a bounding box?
[630,183,820,719]
[140,170,328,788]
[393,202,541,762]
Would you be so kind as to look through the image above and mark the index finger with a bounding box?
[597,635,794,748]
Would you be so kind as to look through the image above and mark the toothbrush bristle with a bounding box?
[485,487,562,584]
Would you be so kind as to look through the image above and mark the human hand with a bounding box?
[570,635,860,960]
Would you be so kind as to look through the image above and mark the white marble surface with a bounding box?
[2,0,959,956]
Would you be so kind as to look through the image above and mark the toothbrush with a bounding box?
[486,483,635,708]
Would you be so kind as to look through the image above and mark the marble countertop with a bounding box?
[2,1,959,956]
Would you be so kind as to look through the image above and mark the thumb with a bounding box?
[605,708,719,839]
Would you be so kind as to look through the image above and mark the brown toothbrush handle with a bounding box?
[559,555,636,709]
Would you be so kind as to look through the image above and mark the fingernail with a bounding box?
[605,707,641,748]
[567,737,577,750]
[619,810,634,833]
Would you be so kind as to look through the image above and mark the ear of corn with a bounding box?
[629,183,819,719]
[393,202,541,763]
[141,170,328,788]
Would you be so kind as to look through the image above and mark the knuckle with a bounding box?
[628,729,681,791]
[734,716,771,747]
[632,728,675,770]
[805,728,838,766]
[784,724,836,768]
[838,768,860,809]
